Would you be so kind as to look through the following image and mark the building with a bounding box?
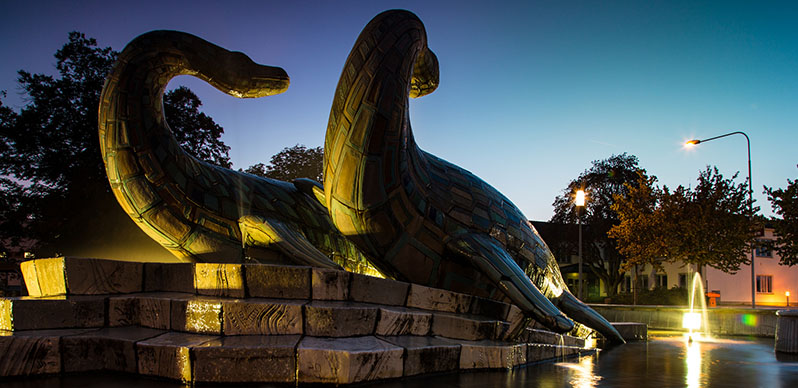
[704,227,796,306]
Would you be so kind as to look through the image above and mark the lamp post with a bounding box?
[685,131,755,308]
[575,189,586,300]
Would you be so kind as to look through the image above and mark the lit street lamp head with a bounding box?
[575,189,586,207]
[685,139,701,146]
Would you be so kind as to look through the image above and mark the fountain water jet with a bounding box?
[682,272,712,342]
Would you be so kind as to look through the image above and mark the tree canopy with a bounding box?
[766,178,798,265]
[244,144,323,182]
[0,32,231,258]
[611,166,756,274]
[550,153,645,297]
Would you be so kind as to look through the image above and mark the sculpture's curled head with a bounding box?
[123,30,290,100]
[410,47,439,98]
[206,50,289,99]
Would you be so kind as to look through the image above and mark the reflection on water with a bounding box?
[685,337,703,388]
[555,355,601,388]
[4,333,798,387]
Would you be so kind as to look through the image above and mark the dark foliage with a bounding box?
[0,32,231,258]
[245,144,323,183]
[766,178,798,265]
[550,153,645,297]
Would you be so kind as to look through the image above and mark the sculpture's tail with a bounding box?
[557,290,626,345]
[98,30,289,262]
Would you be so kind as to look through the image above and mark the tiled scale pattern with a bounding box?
[0,257,595,384]
[98,30,382,277]
[323,10,623,342]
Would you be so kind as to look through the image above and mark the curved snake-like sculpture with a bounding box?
[98,30,383,277]
[324,10,623,343]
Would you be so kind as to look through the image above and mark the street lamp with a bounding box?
[685,131,755,308]
[575,189,586,300]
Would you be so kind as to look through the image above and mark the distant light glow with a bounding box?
[685,139,701,147]
[575,190,586,207]
[787,291,790,297]
[683,312,701,330]
[742,314,758,327]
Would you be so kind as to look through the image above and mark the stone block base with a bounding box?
[3,257,602,385]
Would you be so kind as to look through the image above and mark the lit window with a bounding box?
[756,275,773,294]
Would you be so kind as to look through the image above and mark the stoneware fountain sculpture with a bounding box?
[0,9,625,386]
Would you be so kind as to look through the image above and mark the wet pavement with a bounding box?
[4,332,798,387]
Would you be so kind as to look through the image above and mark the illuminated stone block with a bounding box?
[194,263,244,298]
[525,328,586,348]
[137,332,218,382]
[349,273,409,306]
[192,335,300,383]
[611,322,648,342]
[440,338,527,369]
[0,296,105,331]
[144,263,194,293]
[311,268,350,300]
[61,327,165,372]
[469,296,511,320]
[109,293,185,329]
[20,257,142,296]
[0,329,95,376]
[431,312,507,341]
[381,336,460,376]
[375,306,432,336]
[297,336,403,384]
[406,284,472,313]
[170,296,224,335]
[526,343,584,362]
[222,298,304,335]
[304,301,378,337]
[245,264,310,299]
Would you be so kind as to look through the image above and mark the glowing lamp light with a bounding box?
[685,139,700,147]
[575,190,586,207]
[683,312,702,331]
[787,291,791,297]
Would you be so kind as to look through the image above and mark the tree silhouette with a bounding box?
[245,144,323,183]
[0,32,231,259]
[766,178,798,265]
[550,153,644,297]
[612,167,756,274]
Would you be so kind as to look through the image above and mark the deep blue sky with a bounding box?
[2,1,796,220]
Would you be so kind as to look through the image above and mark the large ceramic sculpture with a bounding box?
[98,30,382,276]
[323,10,623,342]
[98,15,623,343]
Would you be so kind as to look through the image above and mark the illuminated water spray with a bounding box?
[682,272,711,342]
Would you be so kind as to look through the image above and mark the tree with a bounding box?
[608,172,667,270]
[551,153,645,298]
[667,167,755,273]
[245,144,323,182]
[0,32,231,258]
[765,178,798,265]
[164,86,231,168]
[612,166,756,275]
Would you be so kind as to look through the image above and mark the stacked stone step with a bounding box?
[0,257,593,384]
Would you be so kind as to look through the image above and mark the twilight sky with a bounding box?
[1,0,796,221]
